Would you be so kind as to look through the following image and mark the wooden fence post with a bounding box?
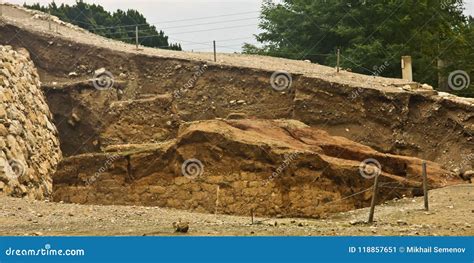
[213,40,217,62]
[422,161,429,211]
[215,185,220,214]
[336,48,341,73]
[368,173,380,224]
[135,26,139,50]
[48,10,52,31]
[251,209,254,225]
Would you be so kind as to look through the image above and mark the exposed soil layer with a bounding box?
[0,5,473,170]
[53,119,462,218]
[0,3,473,222]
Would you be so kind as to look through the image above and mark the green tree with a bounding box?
[441,16,473,97]
[24,0,182,51]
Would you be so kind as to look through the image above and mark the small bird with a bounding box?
[172,220,189,233]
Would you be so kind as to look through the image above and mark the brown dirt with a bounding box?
[0,3,473,169]
[0,3,473,235]
[0,184,472,236]
[52,119,463,218]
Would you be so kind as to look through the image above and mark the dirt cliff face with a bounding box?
[0,45,61,199]
[0,17,472,171]
[53,119,460,218]
[0,5,472,218]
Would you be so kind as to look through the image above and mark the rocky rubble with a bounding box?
[0,45,61,199]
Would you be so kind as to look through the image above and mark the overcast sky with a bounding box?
[5,0,474,52]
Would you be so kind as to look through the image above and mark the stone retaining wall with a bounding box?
[0,45,61,199]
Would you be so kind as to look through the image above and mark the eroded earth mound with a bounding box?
[53,119,461,218]
[0,4,471,220]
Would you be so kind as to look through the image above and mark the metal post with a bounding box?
[215,185,220,214]
[401,56,413,81]
[48,10,52,31]
[251,209,254,225]
[213,40,216,62]
[422,161,429,211]
[135,26,139,50]
[336,49,340,73]
[368,173,380,224]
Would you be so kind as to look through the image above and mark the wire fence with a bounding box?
[21,6,470,95]
[250,181,420,225]
[249,161,472,226]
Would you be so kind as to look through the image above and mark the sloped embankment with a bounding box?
[0,10,472,170]
[0,4,472,218]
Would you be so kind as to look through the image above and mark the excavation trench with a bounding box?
[0,17,472,218]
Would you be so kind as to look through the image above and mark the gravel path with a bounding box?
[0,184,472,236]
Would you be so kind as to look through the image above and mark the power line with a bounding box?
[90,16,259,32]
[76,10,261,30]
[167,36,255,46]
[153,10,260,24]
[117,23,257,40]
[166,23,257,35]
[162,16,259,30]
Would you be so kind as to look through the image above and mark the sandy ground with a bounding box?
[0,184,472,236]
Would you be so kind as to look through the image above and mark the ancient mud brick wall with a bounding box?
[0,45,61,199]
[53,151,437,218]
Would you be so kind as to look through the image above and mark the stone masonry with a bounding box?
[0,45,61,199]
